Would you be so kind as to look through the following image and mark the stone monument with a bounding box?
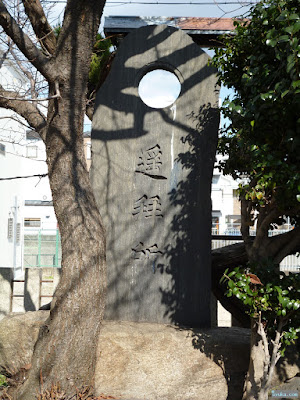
[91,24,219,327]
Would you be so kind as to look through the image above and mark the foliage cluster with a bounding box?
[212,0,300,223]
[221,262,300,354]
[88,34,112,86]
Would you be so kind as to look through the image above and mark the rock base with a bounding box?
[0,313,299,400]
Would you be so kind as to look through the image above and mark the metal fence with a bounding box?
[23,228,299,272]
[212,230,300,273]
[23,229,61,268]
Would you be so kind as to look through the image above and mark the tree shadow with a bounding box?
[190,327,250,400]
[274,345,300,383]
[23,268,36,312]
[158,103,219,326]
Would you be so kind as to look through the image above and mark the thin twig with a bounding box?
[0,173,48,180]
[0,93,59,102]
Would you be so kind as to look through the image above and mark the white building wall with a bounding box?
[0,63,56,276]
[211,156,239,234]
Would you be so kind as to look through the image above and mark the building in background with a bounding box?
[211,156,241,235]
[0,96,92,277]
[0,56,56,277]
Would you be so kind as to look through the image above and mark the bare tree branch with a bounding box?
[85,102,94,121]
[269,227,300,264]
[0,84,46,140]
[0,114,30,129]
[10,47,38,98]
[0,0,55,81]
[22,0,56,56]
[241,198,253,253]
[0,92,60,102]
[0,36,12,68]
[250,207,280,259]
[0,172,47,180]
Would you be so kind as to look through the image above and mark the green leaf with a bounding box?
[228,271,236,278]
[233,287,239,295]
[289,13,300,20]
[228,280,235,289]
[293,302,300,310]
[278,35,289,43]
[281,297,290,308]
[275,286,282,294]
[266,38,277,47]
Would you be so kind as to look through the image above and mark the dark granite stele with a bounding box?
[91,24,220,327]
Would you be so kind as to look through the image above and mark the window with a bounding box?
[26,130,40,140]
[0,143,5,156]
[212,216,219,234]
[26,145,38,158]
[24,218,41,227]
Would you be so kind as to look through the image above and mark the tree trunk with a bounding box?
[17,108,106,399]
[211,242,250,327]
[16,2,107,398]
[243,319,266,400]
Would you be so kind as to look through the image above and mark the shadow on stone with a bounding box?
[159,103,219,327]
[190,327,250,400]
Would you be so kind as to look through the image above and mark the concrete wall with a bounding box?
[0,267,60,321]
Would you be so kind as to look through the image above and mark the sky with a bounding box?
[51,0,256,23]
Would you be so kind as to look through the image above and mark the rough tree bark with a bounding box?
[241,198,300,264]
[211,242,250,327]
[0,0,106,398]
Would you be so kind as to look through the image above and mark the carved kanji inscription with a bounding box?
[132,242,162,260]
[136,144,167,179]
[132,195,163,218]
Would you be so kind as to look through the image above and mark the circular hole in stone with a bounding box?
[138,69,181,109]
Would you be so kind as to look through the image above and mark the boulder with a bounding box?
[95,321,300,400]
[0,311,49,375]
[0,312,299,400]
[95,321,251,400]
